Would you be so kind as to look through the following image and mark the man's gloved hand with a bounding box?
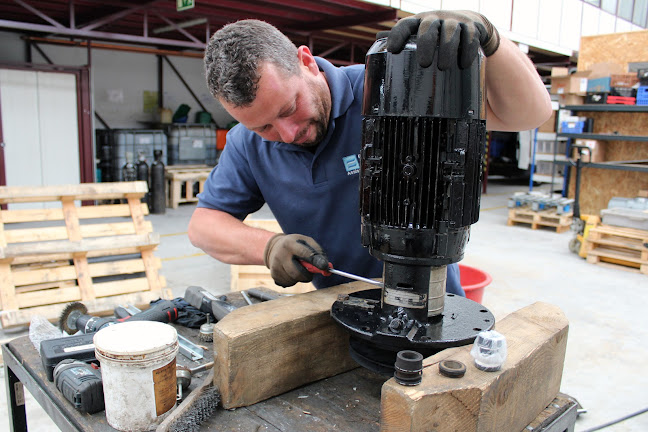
[386,10,500,70]
[263,234,329,287]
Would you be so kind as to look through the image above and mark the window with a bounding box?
[632,0,647,26]
[601,0,618,13]
[617,0,634,20]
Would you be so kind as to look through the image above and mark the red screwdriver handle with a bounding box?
[299,260,332,276]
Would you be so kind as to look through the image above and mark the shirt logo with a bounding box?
[342,155,360,175]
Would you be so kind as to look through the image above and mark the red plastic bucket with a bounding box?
[458,264,492,304]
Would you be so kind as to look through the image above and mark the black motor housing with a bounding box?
[360,35,486,267]
[331,35,493,374]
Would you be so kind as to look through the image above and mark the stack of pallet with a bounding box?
[0,182,170,328]
[165,165,213,209]
[582,224,648,275]
[507,206,573,233]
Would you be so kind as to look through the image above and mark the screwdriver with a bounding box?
[299,260,383,287]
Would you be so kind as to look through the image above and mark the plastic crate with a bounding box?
[637,86,648,106]
[167,124,218,165]
[561,121,585,133]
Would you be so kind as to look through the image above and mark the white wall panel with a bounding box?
[560,0,583,50]
[36,72,80,186]
[538,0,564,44]
[512,0,540,38]
[440,0,479,11]
[598,10,617,33]
[615,18,634,31]
[480,0,513,31]
[0,69,42,187]
[581,3,601,35]
[400,0,439,13]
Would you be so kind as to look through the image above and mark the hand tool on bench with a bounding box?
[59,300,179,334]
[246,288,281,301]
[300,260,383,287]
[184,286,238,321]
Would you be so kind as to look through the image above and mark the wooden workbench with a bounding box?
[3,289,578,431]
[3,333,578,431]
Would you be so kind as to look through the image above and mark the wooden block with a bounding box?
[213,282,366,409]
[380,302,569,432]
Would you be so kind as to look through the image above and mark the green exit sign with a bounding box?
[177,0,194,11]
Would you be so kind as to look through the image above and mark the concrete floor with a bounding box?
[1,177,647,431]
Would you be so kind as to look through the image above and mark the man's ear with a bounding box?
[297,46,320,75]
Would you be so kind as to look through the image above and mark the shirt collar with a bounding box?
[315,56,354,121]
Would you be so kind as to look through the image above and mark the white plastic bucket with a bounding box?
[94,321,179,431]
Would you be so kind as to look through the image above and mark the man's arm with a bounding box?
[484,37,552,132]
[386,10,552,133]
[188,207,274,265]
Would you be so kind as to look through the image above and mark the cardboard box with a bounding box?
[587,62,625,79]
[551,72,589,95]
[551,67,569,77]
[537,110,556,133]
[587,77,611,92]
[558,94,585,105]
[610,74,639,88]
[572,139,605,162]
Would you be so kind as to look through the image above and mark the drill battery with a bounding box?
[40,333,96,381]
[53,359,104,414]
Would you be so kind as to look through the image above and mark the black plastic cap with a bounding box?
[394,350,423,386]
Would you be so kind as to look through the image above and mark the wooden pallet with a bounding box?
[582,224,648,274]
[165,165,213,209]
[230,219,315,295]
[507,206,573,233]
[0,182,170,328]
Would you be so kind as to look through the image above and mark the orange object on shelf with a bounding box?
[217,129,228,150]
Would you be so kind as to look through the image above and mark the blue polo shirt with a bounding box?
[198,57,463,296]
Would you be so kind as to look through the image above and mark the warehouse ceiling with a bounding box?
[1,0,402,65]
[1,0,572,79]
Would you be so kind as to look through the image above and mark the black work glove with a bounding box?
[387,10,500,70]
[263,234,329,287]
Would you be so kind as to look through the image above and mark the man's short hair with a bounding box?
[204,20,300,107]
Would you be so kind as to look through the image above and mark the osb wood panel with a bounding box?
[567,111,648,215]
[577,30,648,71]
[568,167,648,215]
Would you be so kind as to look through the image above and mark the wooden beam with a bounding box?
[0,181,148,204]
[0,233,159,258]
[0,203,148,224]
[213,282,369,409]
[380,302,569,432]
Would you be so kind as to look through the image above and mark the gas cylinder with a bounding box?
[150,150,166,214]
[122,152,136,182]
[136,152,150,205]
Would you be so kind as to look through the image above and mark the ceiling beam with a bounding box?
[286,9,397,32]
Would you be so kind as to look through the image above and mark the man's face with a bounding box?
[221,61,331,147]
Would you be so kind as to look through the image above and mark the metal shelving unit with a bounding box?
[552,105,648,195]
[531,132,568,187]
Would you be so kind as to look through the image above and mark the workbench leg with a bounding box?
[4,362,28,432]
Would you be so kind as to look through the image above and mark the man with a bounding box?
[189,11,552,293]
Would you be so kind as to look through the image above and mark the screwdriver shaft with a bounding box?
[328,268,383,287]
